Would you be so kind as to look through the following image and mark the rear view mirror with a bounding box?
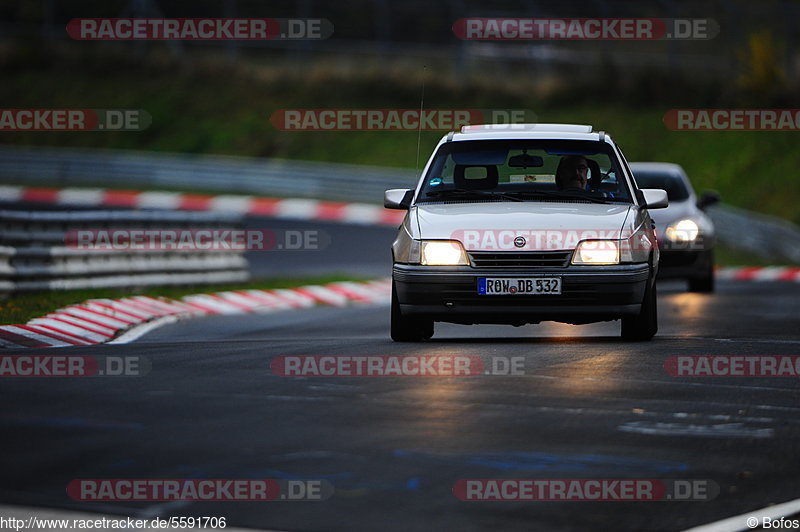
[640,188,669,209]
[697,190,721,210]
[384,188,413,210]
[508,153,544,168]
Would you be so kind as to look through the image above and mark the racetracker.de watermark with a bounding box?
[0,109,150,132]
[0,355,149,377]
[664,109,800,131]
[453,18,718,40]
[67,18,333,40]
[269,109,536,131]
[270,355,526,376]
[450,229,660,251]
[65,229,327,251]
[664,356,800,377]
[67,479,333,501]
[453,479,719,501]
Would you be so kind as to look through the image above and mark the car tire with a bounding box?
[391,281,434,342]
[688,251,715,293]
[621,278,658,341]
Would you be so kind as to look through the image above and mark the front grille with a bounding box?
[467,251,572,268]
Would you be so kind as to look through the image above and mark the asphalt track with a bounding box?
[2,220,800,531]
[243,217,394,279]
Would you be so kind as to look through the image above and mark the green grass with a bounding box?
[540,105,800,225]
[0,273,372,325]
[2,53,800,225]
[714,243,798,267]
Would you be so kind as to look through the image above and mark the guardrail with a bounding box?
[708,204,800,264]
[0,210,249,293]
[1,146,799,265]
[0,145,418,204]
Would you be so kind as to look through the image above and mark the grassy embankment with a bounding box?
[2,63,798,224]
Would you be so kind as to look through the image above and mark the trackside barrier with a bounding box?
[707,204,800,264]
[0,210,249,294]
[0,145,417,204]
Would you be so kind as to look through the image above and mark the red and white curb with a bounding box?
[5,187,799,276]
[716,266,800,282]
[0,279,391,349]
[0,185,405,226]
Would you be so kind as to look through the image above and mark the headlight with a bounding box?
[664,219,699,241]
[571,240,620,265]
[421,240,469,265]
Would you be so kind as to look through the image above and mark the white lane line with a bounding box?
[683,497,800,531]
[367,393,799,426]
[108,315,180,344]
[712,338,800,345]
[657,336,800,345]
[617,421,774,439]
[499,366,800,396]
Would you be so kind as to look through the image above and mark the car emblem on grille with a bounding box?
[514,236,526,248]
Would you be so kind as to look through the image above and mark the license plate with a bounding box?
[478,277,562,295]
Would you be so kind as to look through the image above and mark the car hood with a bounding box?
[413,202,634,250]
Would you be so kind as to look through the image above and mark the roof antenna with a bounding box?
[415,65,427,178]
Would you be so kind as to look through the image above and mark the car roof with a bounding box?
[629,162,686,175]
[446,123,610,142]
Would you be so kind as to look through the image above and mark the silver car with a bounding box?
[630,162,718,293]
[385,124,668,342]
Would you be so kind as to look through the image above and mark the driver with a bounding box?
[555,155,589,191]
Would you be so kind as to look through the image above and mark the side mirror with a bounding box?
[697,190,721,210]
[384,188,413,210]
[640,188,669,209]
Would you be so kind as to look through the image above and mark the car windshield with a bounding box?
[417,139,632,204]
[633,171,691,202]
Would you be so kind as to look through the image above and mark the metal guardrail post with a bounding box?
[0,210,250,294]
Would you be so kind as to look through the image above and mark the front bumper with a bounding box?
[657,248,713,280]
[656,234,714,279]
[393,263,651,325]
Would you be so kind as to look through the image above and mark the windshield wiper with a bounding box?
[425,188,523,202]
[505,190,614,204]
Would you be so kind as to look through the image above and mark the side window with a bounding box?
[440,157,455,183]
[425,155,455,186]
